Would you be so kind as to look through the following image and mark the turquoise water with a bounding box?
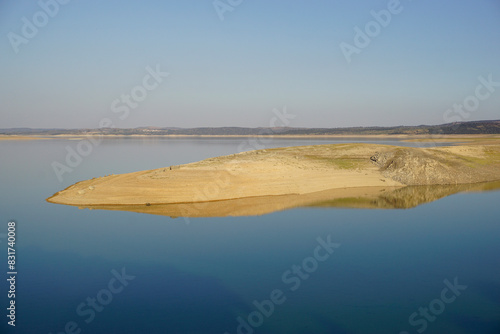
[0,138,499,334]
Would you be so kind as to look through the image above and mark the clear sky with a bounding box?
[1,0,499,128]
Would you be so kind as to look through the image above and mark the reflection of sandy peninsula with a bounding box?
[79,181,500,217]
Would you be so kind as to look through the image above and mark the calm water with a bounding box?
[1,138,499,334]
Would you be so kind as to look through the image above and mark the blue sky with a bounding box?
[1,0,499,128]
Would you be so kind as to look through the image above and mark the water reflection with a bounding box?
[76,181,500,218]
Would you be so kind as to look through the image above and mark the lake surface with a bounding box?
[1,138,499,334]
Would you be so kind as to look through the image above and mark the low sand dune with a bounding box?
[47,143,500,215]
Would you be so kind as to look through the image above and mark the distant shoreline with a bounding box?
[0,135,49,141]
[3,133,500,141]
[2,119,499,138]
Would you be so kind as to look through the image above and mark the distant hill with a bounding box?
[2,120,500,136]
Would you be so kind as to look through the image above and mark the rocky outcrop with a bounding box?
[370,147,499,185]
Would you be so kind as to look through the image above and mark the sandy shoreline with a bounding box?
[2,134,500,141]
[0,135,48,141]
[76,181,500,217]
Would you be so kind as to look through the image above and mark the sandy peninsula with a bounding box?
[47,142,500,216]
